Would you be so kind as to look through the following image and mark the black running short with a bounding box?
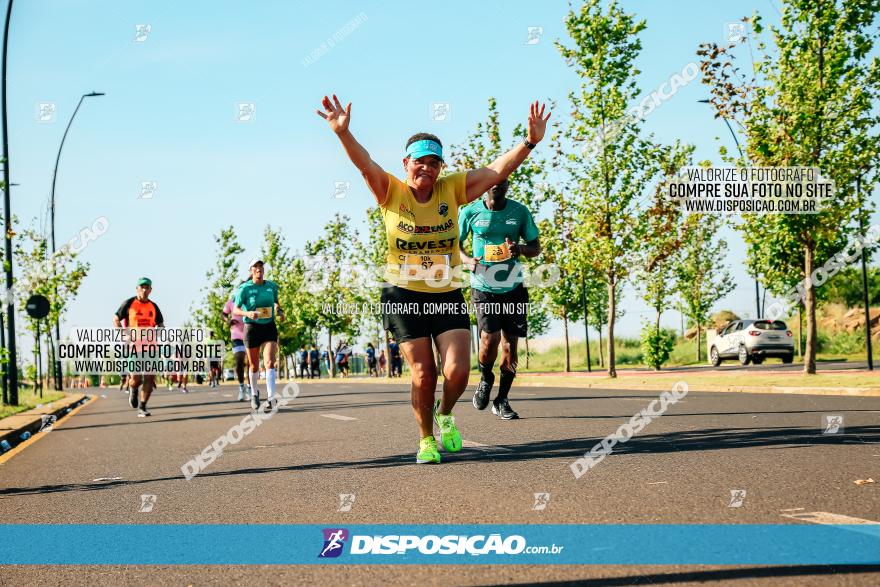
[244,321,278,349]
[472,284,529,337]
[381,284,470,343]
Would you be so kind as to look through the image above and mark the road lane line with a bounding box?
[781,511,880,525]
[457,439,513,452]
[321,414,357,421]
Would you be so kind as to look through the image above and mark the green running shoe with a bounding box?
[416,436,441,464]
[434,399,462,452]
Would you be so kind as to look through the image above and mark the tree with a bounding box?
[14,225,88,391]
[523,288,551,369]
[305,214,366,376]
[192,227,244,349]
[363,206,391,360]
[633,143,695,369]
[698,0,880,373]
[824,267,880,307]
[673,215,736,361]
[556,0,665,377]
[641,325,676,370]
[261,226,312,377]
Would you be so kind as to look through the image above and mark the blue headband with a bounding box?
[406,139,443,161]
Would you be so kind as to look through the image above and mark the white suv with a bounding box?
[708,319,795,366]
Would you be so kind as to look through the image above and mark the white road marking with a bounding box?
[221,394,233,397]
[457,439,513,452]
[780,508,805,512]
[321,414,357,421]
[647,481,668,485]
[781,511,880,525]
[92,477,124,482]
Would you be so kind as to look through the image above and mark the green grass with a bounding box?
[0,386,66,420]
[515,334,871,373]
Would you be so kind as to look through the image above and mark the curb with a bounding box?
[0,393,90,457]
[281,375,880,398]
[512,380,880,397]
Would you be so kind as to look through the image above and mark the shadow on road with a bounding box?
[483,565,880,586]
[2,425,877,496]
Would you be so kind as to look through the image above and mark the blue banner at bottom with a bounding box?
[1,524,878,565]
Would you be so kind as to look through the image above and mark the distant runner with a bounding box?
[233,259,285,411]
[459,178,541,420]
[297,345,309,379]
[366,342,378,377]
[309,343,321,378]
[223,291,250,401]
[113,277,165,418]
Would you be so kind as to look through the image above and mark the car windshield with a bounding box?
[753,320,787,331]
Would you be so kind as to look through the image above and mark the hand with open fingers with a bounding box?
[505,237,520,257]
[316,94,351,135]
[527,101,551,144]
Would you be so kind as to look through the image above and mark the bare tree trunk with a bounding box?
[797,306,803,357]
[598,322,604,367]
[696,323,702,362]
[524,335,530,369]
[607,280,617,378]
[563,310,570,373]
[804,244,817,374]
[654,307,662,371]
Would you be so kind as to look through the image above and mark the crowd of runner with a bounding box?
[112,95,550,464]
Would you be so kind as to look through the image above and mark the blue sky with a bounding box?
[4,0,878,355]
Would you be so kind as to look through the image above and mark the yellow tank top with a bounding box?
[381,171,468,293]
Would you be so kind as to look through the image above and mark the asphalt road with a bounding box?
[1,379,879,585]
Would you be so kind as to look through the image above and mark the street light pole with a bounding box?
[856,174,874,371]
[49,91,104,390]
[698,99,762,318]
[2,0,19,405]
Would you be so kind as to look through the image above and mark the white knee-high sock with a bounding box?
[266,369,277,399]
[249,371,259,397]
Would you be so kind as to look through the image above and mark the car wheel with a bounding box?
[782,353,794,364]
[738,345,751,365]
[710,347,721,367]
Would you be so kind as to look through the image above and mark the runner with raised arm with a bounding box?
[316,94,550,463]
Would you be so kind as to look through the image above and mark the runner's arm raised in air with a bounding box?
[316,94,390,205]
[465,101,551,202]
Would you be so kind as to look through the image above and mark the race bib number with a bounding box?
[255,307,273,319]
[484,242,512,262]
[402,254,450,281]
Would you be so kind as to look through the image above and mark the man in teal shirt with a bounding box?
[459,179,541,420]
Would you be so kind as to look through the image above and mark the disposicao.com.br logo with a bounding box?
[318,529,563,558]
